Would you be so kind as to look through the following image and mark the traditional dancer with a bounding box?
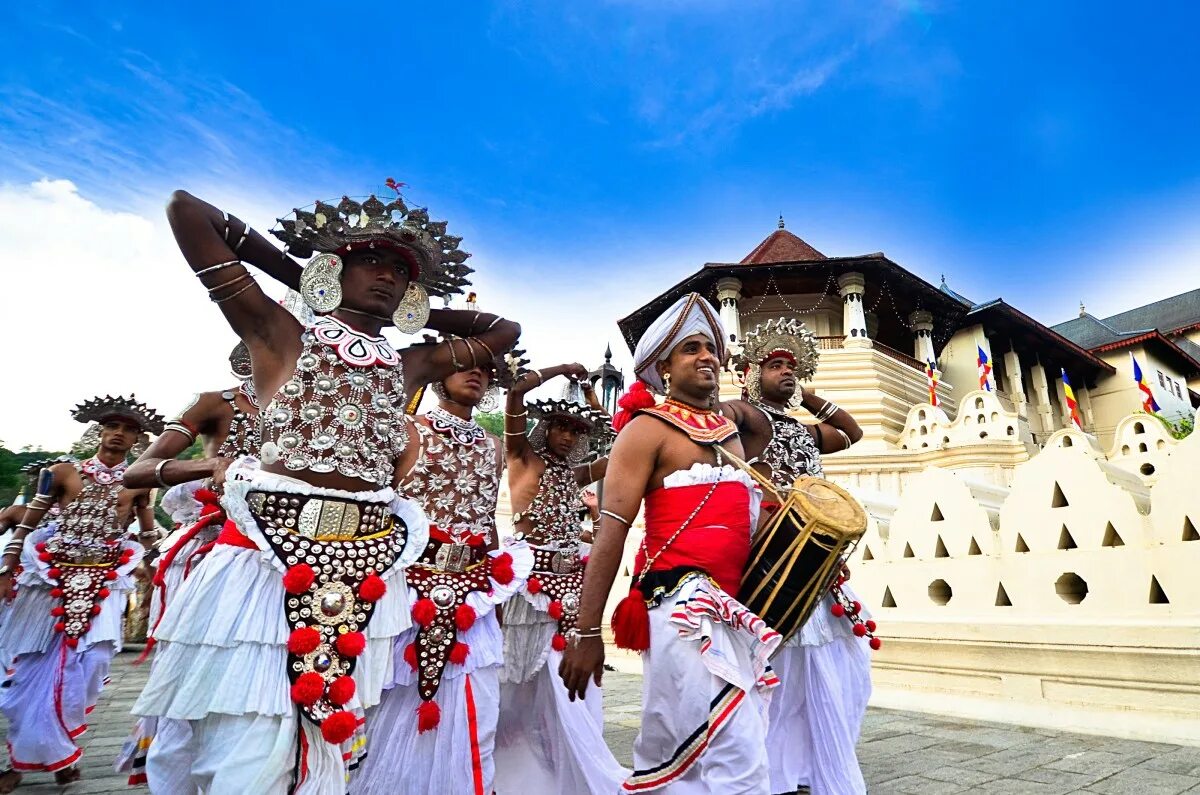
[562,293,781,794]
[0,396,162,790]
[114,342,261,788]
[130,190,519,794]
[724,318,872,795]
[493,364,627,795]
[351,355,533,795]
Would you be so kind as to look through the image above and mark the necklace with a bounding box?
[428,407,486,444]
[312,315,399,368]
[81,456,128,485]
[750,399,792,420]
[339,306,390,323]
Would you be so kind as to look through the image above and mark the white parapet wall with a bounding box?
[849,424,1200,746]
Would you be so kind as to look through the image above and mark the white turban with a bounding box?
[633,293,727,394]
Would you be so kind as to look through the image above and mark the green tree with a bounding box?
[0,444,68,506]
[475,411,505,438]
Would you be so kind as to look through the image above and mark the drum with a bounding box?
[738,475,867,645]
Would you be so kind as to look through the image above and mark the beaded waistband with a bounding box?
[246,491,393,541]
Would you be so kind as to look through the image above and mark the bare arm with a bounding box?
[574,456,608,487]
[126,392,229,490]
[559,417,658,701]
[0,463,72,596]
[504,363,588,463]
[401,310,521,391]
[798,387,862,453]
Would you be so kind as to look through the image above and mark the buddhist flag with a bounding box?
[1131,354,1160,414]
[977,345,993,392]
[925,360,940,407]
[1061,368,1083,430]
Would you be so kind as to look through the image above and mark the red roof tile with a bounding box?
[740,226,826,264]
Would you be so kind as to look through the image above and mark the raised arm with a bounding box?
[574,456,608,487]
[559,416,658,700]
[503,362,588,462]
[401,309,521,391]
[798,386,862,453]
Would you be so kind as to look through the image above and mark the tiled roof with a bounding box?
[740,227,826,264]
[1098,288,1200,335]
[1051,313,1144,349]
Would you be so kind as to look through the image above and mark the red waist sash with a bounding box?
[635,480,751,596]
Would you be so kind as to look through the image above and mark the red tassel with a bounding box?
[412,598,437,627]
[288,627,322,655]
[132,637,157,665]
[282,564,316,594]
[613,382,656,433]
[526,576,542,595]
[327,675,356,706]
[358,573,387,602]
[97,588,111,599]
[547,600,563,620]
[335,631,366,657]
[291,672,326,705]
[550,633,567,652]
[194,488,219,504]
[449,641,470,665]
[66,637,79,649]
[50,606,64,617]
[320,710,358,744]
[417,699,440,733]
[612,586,651,652]
[455,604,476,631]
[491,561,514,585]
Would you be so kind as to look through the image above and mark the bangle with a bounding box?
[207,271,251,294]
[587,460,596,480]
[485,316,501,331]
[212,280,256,304]
[164,422,197,444]
[835,428,852,449]
[194,260,241,278]
[505,410,528,419]
[471,337,496,363]
[155,460,172,489]
[233,225,250,253]
[469,311,482,334]
[525,371,544,385]
[600,509,632,527]
[503,430,526,437]
[446,337,462,372]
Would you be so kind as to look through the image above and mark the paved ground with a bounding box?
[2,647,1198,793]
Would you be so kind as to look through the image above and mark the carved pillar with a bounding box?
[1030,362,1056,434]
[837,272,868,347]
[910,310,936,365]
[715,276,743,344]
[1002,349,1027,418]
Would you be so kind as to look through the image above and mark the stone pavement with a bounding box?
[2,647,1198,793]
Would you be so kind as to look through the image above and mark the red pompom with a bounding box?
[455,604,476,632]
[526,576,543,595]
[54,622,66,633]
[290,672,326,705]
[49,588,63,598]
[50,606,64,617]
[320,710,358,744]
[283,564,316,595]
[90,605,101,616]
[417,699,441,733]
[335,631,366,658]
[830,603,846,618]
[288,627,322,655]
[35,542,46,552]
[613,382,657,432]
[491,561,514,585]
[104,570,117,581]
[98,588,111,599]
[358,573,386,602]
[851,601,862,615]
[493,552,513,568]
[547,600,564,621]
[449,641,470,665]
[865,619,877,632]
[66,637,79,649]
[612,586,651,652]
[327,675,356,706]
[37,552,52,563]
[403,642,417,670]
[47,567,61,579]
[194,488,219,504]
[852,623,867,637]
[869,637,883,651]
[412,598,437,627]
[551,633,567,652]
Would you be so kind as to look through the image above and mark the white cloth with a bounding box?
[493,596,628,794]
[623,465,778,794]
[160,481,204,527]
[633,293,726,394]
[133,458,428,792]
[766,590,872,795]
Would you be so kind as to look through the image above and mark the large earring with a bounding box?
[393,282,431,334]
[299,253,343,313]
[430,381,450,401]
[746,364,763,403]
[663,371,672,396]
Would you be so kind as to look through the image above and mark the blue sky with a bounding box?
[2,1,1200,446]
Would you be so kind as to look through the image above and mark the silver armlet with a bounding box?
[155,459,172,489]
[600,509,632,527]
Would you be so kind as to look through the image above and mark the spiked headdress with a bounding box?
[272,195,473,298]
[527,400,613,463]
[730,318,820,403]
[71,394,165,435]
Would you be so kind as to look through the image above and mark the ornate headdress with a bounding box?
[527,399,612,463]
[730,318,819,404]
[71,394,165,435]
[632,293,726,395]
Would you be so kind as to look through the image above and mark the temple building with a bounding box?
[603,220,1200,744]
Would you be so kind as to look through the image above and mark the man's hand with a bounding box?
[558,635,605,702]
[0,555,18,601]
[210,457,234,489]
[563,363,589,381]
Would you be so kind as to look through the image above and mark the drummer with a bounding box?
[559,293,781,794]
[722,317,870,795]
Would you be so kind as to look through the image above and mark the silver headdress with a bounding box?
[730,318,820,404]
[71,394,166,435]
[527,399,613,463]
[272,195,473,298]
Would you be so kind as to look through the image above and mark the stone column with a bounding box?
[715,276,743,344]
[909,310,936,365]
[1077,383,1096,429]
[1002,349,1027,418]
[1029,362,1057,434]
[837,272,869,347]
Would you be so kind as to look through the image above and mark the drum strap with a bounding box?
[714,445,783,504]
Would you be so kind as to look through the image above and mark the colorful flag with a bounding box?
[1061,368,1083,430]
[977,345,993,392]
[1131,354,1161,414]
[925,360,940,407]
